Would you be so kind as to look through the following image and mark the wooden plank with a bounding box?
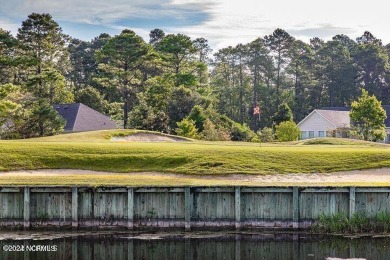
[241,188,292,193]
[192,187,234,193]
[356,188,390,193]
[293,187,299,229]
[349,187,356,219]
[300,188,349,193]
[96,188,127,193]
[135,188,185,193]
[0,187,21,193]
[185,187,191,231]
[24,187,30,228]
[72,187,78,228]
[30,188,71,193]
[330,193,336,215]
[127,188,134,229]
[235,187,241,229]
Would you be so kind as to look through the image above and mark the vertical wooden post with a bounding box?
[293,187,299,229]
[128,188,134,229]
[185,187,191,231]
[24,187,30,229]
[235,187,241,229]
[349,187,356,219]
[72,187,78,228]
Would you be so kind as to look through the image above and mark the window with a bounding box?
[309,131,314,138]
[319,131,325,137]
[301,131,307,139]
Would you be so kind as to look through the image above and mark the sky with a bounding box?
[0,0,389,50]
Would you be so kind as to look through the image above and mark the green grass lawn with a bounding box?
[1,130,390,176]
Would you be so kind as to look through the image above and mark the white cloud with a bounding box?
[1,0,390,47]
[168,0,390,49]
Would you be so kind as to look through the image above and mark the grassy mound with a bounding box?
[1,131,390,175]
[299,138,386,146]
[19,129,191,143]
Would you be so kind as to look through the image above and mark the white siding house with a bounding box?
[298,109,350,139]
[299,106,390,142]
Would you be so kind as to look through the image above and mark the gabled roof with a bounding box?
[315,109,351,128]
[298,109,350,128]
[53,103,117,132]
[54,103,79,131]
[322,106,390,128]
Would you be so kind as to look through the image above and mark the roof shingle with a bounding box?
[315,109,351,128]
[321,106,390,128]
[53,103,117,132]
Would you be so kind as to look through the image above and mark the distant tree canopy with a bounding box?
[272,102,293,126]
[2,13,390,141]
[0,84,19,128]
[95,29,153,128]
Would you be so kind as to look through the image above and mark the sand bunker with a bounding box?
[3,168,390,185]
[111,132,189,142]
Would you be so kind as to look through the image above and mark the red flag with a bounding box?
[253,106,260,115]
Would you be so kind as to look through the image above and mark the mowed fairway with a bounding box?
[1,130,390,186]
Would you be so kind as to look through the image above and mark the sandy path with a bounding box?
[1,168,390,184]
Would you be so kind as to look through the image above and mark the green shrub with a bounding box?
[202,119,230,141]
[257,127,274,142]
[275,121,300,142]
[175,118,199,139]
[188,105,207,132]
[230,122,255,142]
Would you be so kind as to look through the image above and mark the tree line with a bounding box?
[1,13,390,140]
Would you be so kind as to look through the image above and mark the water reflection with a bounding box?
[0,231,388,260]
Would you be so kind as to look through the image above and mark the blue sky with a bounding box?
[0,0,389,49]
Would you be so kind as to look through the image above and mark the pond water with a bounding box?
[0,231,389,260]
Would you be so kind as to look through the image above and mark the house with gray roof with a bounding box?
[298,106,390,142]
[54,103,117,132]
[298,109,351,139]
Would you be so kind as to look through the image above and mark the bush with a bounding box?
[275,121,300,142]
[175,118,199,139]
[202,119,230,141]
[326,127,352,138]
[188,105,206,132]
[230,122,255,142]
[257,127,274,142]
